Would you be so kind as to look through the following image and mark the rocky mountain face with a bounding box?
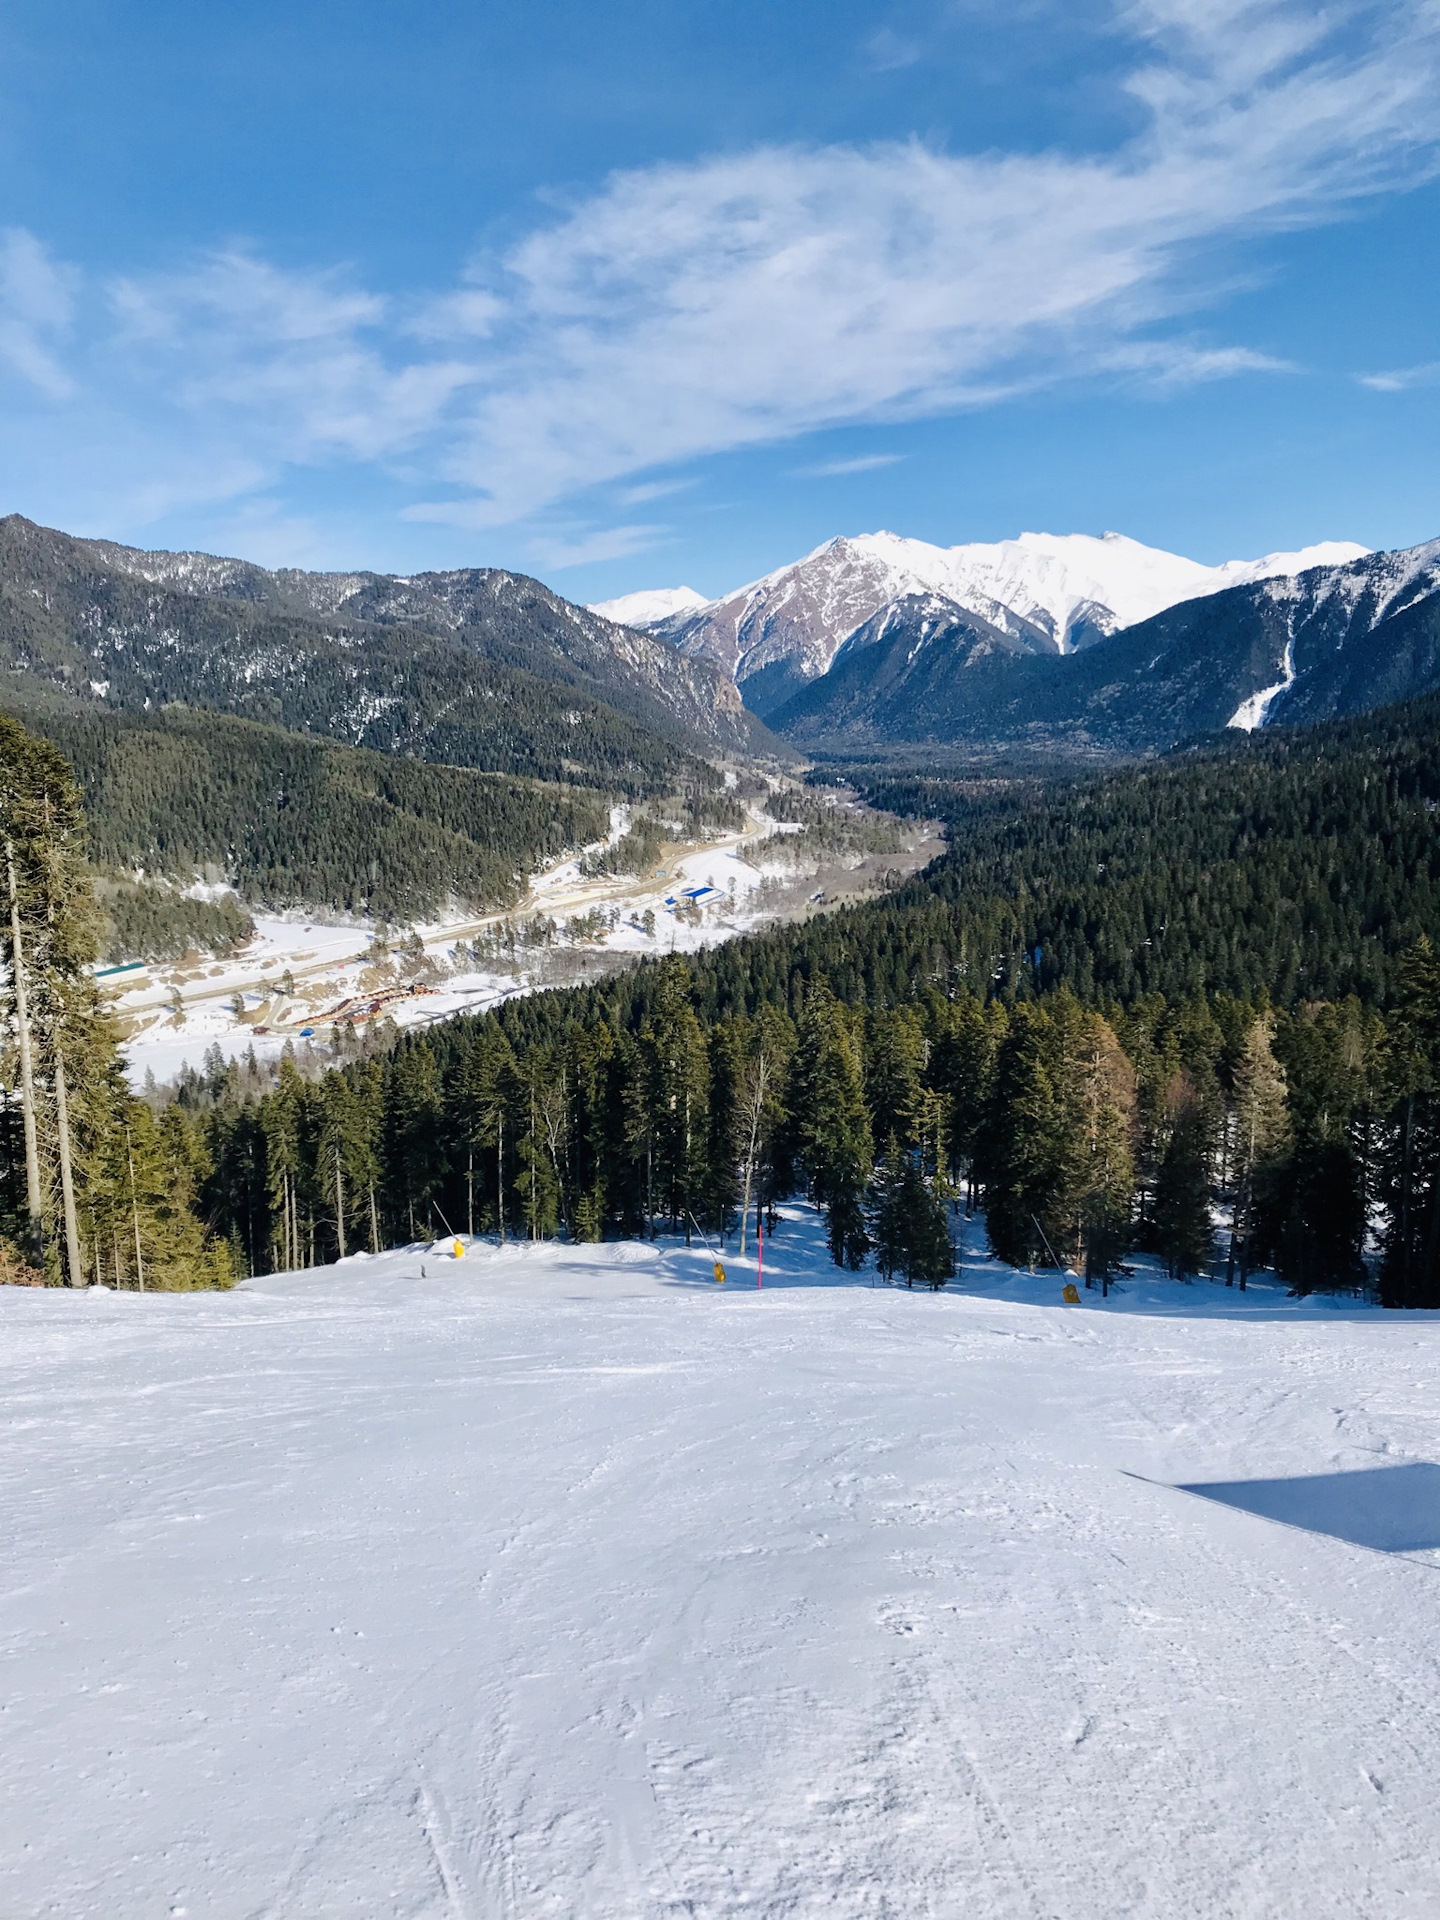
[770,540,1440,759]
[0,516,763,789]
[618,529,1365,720]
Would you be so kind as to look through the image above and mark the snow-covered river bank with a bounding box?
[3,1208,1438,1917]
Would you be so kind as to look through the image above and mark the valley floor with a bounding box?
[3,1213,1439,1917]
[107,804,941,1088]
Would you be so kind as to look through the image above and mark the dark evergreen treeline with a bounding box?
[181,950,1440,1304]
[95,880,255,965]
[2,701,612,921]
[172,694,1440,1306]
[847,693,1440,1005]
[0,716,233,1289]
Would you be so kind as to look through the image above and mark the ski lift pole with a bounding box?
[685,1211,726,1284]
[1029,1213,1068,1276]
[427,1199,467,1261]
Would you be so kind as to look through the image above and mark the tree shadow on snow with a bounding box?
[1160,1462,1440,1557]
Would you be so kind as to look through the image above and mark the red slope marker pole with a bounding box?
[757,1211,763,1290]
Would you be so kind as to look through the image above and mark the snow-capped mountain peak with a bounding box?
[613,528,1370,719]
[588,585,707,627]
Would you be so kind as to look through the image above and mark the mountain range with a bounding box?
[0,515,765,799]
[11,508,1440,800]
[595,530,1366,720]
[596,529,1440,758]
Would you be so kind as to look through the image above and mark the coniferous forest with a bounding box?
[9,698,1440,1303]
[0,716,234,1289]
[1,698,616,922]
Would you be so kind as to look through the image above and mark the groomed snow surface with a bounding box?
[5,1210,1440,1918]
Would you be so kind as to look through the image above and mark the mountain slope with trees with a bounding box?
[0,716,233,1288]
[0,514,765,785]
[3,698,612,923]
[126,692,1440,1310]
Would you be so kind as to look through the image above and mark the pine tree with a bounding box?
[641,958,709,1236]
[1379,938,1440,1306]
[868,1137,907,1283]
[902,1159,954,1290]
[1070,1011,1137,1286]
[795,988,871,1268]
[457,1025,520,1242]
[513,1078,561,1241]
[1,715,230,1288]
[724,1009,792,1257]
[1151,1071,1214,1279]
[1229,1014,1292,1288]
[386,1041,445,1241]
[929,997,1005,1210]
[864,1007,927,1150]
[264,1058,308,1271]
[868,1138,953,1288]
[979,1002,1070,1269]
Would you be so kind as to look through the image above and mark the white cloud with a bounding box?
[0,228,78,398]
[110,249,479,462]
[864,27,923,72]
[1102,340,1298,385]
[522,524,669,568]
[1358,360,1440,391]
[428,0,1440,521]
[618,477,698,503]
[794,453,907,476]
[3,1,1440,544]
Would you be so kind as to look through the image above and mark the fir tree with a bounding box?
[1,715,230,1287]
[1229,1015,1292,1288]
[868,1137,907,1283]
[1151,1072,1214,1279]
[386,1042,445,1241]
[1070,1011,1137,1286]
[795,988,872,1268]
[1379,938,1440,1307]
[641,959,709,1235]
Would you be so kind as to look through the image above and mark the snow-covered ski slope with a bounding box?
[5,1210,1440,1918]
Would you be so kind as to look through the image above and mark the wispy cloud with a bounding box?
[794,453,907,476]
[0,228,78,398]
[618,477,698,504]
[3,1,1440,546]
[520,524,669,569]
[110,249,479,462]
[1103,340,1298,386]
[863,27,923,72]
[1357,359,1440,392]
[430,0,1440,521]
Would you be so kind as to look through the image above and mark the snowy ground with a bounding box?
[107,804,940,1088]
[5,1212,1440,1918]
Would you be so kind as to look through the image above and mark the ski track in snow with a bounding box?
[3,1210,1440,1918]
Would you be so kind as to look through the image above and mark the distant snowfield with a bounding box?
[5,1209,1439,1917]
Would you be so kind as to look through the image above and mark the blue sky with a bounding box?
[2,0,1440,601]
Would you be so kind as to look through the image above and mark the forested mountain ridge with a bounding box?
[0,515,767,780]
[846,692,1440,1006]
[1,698,611,923]
[144,690,1440,1307]
[13,696,1440,1303]
[770,538,1440,757]
[85,522,755,743]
